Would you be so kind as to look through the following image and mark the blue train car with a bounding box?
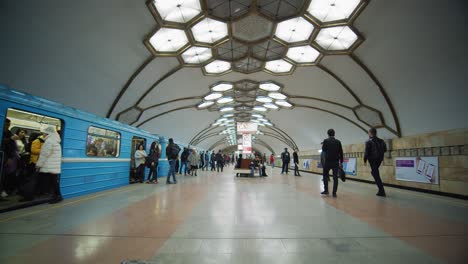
[0,85,170,203]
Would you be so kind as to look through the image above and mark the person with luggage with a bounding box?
[36,125,63,204]
[134,144,147,183]
[146,142,160,184]
[321,129,343,198]
[280,148,290,174]
[364,128,387,197]
[166,138,180,184]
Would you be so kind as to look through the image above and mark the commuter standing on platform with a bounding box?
[188,149,200,176]
[204,151,210,170]
[199,151,205,171]
[216,150,224,172]
[134,144,147,183]
[146,142,160,184]
[293,149,301,176]
[179,147,189,175]
[321,129,343,198]
[364,128,387,197]
[270,153,275,168]
[280,148,290,174]
[210,150,216,171]
[166,138,180,184]
[36,125,63,204]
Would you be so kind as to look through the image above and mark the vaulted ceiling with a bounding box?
[1,0,467,154]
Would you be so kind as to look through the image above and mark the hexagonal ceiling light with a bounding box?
[264,59,294,73]
[315,26,359,51]
[307,0,362,23]
[211,83,233,92]
[204,60,231,74]
[149,27,189,53]
[275,17,315,43]
[286,45,321,64]
[259,82,281,92]
[191,17,228,44]
[181,46,212,64]
[153,0,202,23]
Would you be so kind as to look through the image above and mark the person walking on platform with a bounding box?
[216,150,224,172]
[188,149,200,176]
[204,151,210,170]
[293,149,301,176]
[36,126,63,204]
[199,151,205,171]
[210,151,216,171]
[280,148,290,174]
[179,147,189,175]
[321,129,343,198]
[364,128,387,197]
[166,138,180,184]
[269,153,275,168]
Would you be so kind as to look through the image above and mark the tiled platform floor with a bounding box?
[0,166,467,263]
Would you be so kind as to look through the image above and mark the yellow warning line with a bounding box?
[0,185,138,223]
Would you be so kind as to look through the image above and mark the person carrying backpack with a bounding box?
[364,128,387,197]
[165,138,180,184]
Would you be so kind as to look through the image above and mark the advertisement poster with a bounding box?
[342,158,357,176]
[303,159,311,170]
[237,122,258,134]
[242,133,252,154]
[395,157,439,184]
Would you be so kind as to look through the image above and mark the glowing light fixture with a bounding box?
[256,96,273,103]
[191,17,228,43]
[204,93,223,100]
[223,113,234,117]
[265,59,293,73]
[286,45,320,63]
[254,106,267,112]
[275,100,293,107]
[315,26,358,50]
[252,114,264,118]
[264,103,279,109]
[212,83,233,92]
[153,0,202,23]
[181,46,212,64]
[197,101,214,108]
[149,28,188,52]
[220,106,234,112]
[268,92,287,100]
[307,0,361,23]
[275,17,315,43]
[259,82,281,92]
[217,97,234,104]
[204,60,231,74]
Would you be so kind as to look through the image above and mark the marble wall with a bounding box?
[297,129,468,196]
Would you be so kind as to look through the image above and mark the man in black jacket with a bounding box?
[321,129,343,197]
[364,128,387,197]
[165,138,180,184]
[293,149,301,176]
[280,148,290,174]
[215,150,224,172]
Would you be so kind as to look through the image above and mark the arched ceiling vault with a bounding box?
[2,0,467,151]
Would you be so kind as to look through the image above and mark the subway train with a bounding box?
[0,85,179,212]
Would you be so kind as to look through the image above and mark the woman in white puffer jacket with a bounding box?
[36,125,62,203]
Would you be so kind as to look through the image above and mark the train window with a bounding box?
[3,108,62,153]
[86,126,121,157]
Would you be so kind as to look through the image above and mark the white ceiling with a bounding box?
[1,0,467,153]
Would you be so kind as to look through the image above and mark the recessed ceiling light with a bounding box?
[217,96,234,104]
[307,0,361,23]
[181,46,212,64]
[253,106,267,112]
[315,26,358,50]
[275,100,293,107]
[153,0,202,23]
[212,83,233,92]
[264,103,279,109]
[256,96,273,103]
[223,113,234,117]
[286,45,320,63]
[252,114,264,118]
[264,59,293,73]
[220,106,234,112]
[275,17,315,43]
[268,92,287,100]
[191,17,228,44]
[149,28,189,52]
[204,93,223,100]
[204,60,231,74]
[259,82,281,91]
[197,101,214,108]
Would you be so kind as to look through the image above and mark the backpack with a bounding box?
[168,144,180,159]
[370,138,386,161]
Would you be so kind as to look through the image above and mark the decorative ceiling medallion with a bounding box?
[232,14,274,43]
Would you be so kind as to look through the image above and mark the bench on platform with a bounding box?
[234,159,253,177]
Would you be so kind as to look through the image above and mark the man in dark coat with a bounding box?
[364,128,387,197]
[293,149,301,176]
[321,129,343,197]
[280,148,290,174]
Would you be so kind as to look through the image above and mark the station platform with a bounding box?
[0,166,467,264]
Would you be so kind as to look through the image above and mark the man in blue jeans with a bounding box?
[166,138,180,184]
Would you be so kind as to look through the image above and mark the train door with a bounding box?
[1,108,62,212]
[130,136,146,183]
